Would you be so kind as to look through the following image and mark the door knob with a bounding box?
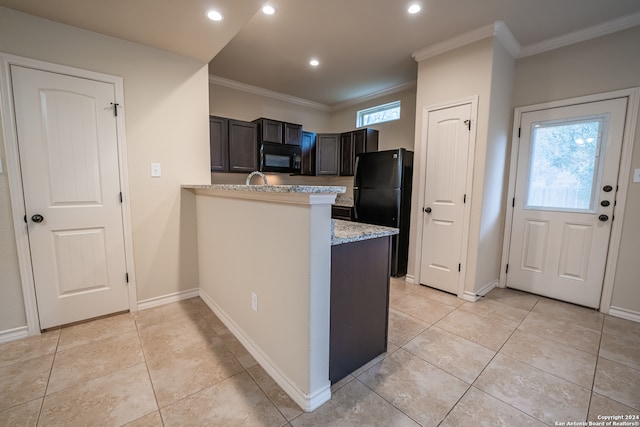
[424,207,432,213]
[31,214,44,223]
[603,185,613,192]
[598,214,609,222]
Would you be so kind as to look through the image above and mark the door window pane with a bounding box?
[526,117,604,211]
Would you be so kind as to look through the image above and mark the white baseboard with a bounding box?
[0,326,29,344]
[462,280,499,302]
[199,288,331,412]
[137,288,200,311]
[608,306,640,323]
[404,274,416,284]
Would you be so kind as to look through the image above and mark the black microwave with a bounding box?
[259,142,301,174]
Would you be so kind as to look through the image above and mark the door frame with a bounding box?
[500,88,640,313]
[0,53,138,335]
[413,96,478,298]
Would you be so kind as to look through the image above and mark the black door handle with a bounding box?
[598,214,609,222]
[31,214,44,223]
[424,207,432,213]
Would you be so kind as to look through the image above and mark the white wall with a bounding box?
[0,6,211,333]
[513,26,640,315]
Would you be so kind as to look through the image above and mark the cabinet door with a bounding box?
[340,132,355,176]
[316,133,340,176]
[284,123,302,146]
[255,118,283,144]
[228,119,258,172]
[209,116,228,172]
[301,131,316,175]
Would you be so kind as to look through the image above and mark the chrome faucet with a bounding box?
[245,171,269,185]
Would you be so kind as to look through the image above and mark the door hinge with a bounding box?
[119,192,123,203]
[23,215,27,224]
[125,273,129,283]
[458,263,461,272]
[464,119,471,131]
[463,194,466,204]
[506,264,509,274]
[518,127,521,138]
[512,197,515,207]
[110,102,120,117]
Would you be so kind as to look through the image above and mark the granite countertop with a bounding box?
[183,184,346,194]
[332,219,398,245]
[334,194,354,207]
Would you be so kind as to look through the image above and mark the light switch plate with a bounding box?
[151,163,161,177]
[633,168,640,183]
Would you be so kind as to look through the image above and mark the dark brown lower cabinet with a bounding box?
[329,236,391,384]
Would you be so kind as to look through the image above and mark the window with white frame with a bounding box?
[356,101,401,127]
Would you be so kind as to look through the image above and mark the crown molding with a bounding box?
[494,21,521,58]
[518,11,640,58]
[330,80,417,112]
[210,74,416,113]
[413,23,496,62]
[209,74,331,112]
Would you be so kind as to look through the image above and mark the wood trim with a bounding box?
[137,288,200,311]
[0,326,29,344]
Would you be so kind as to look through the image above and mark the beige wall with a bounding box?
[209,82,330,132]
[208,81,413,196]
[0,113,26,330]
[473,39,515,291]
[0,7,211,333]
[330,89,417,152]
[195,189,332,409]
[409,38,496,293]
[513,26,640,314]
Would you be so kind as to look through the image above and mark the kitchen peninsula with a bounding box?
[183,184,397,412]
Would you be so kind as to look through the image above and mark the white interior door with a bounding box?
[11,65,129,329]
[419,103,472,294]
[507,98,627,308]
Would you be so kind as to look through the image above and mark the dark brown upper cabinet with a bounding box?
[284,122,302,146]
[301,131,316,175]
[253,118,283,144]
[339,128,379,176]
[228,119,258,172]
[253,117,302,146]
[316,133,340,176]
[209,116,228,172]
[210,116,258,173]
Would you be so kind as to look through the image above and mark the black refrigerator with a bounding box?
[353,148,413,277]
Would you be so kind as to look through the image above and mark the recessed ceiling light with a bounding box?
[206,10,223,21]
[408,4,421,14]
[262,5,276,15]
[309,59,320,67]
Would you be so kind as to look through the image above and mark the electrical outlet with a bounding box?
[633,168,640,183]
[251,292,258,312]
[151,163,161,177]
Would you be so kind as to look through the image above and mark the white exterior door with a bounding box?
[507,98,627,308]
[11,65,129,329]
[419,103,472,294]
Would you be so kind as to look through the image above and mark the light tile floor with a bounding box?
[1,279,639,426]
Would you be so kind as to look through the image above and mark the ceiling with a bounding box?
[2,0,640,107]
